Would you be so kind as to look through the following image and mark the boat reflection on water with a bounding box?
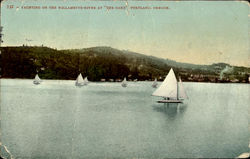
[152,103,188,119]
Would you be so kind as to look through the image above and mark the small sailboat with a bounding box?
[83,77,88,85]
[121,77,127,87]
[75,73,85,87]
[152,78,158,88]
[152,68,187,103]
[33,74,41,85]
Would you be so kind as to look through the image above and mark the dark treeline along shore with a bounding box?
[0,46,249,83]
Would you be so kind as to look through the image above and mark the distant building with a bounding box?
[231,79,239,83]
[115,79,122,82]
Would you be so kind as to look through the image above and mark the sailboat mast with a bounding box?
[78,53,80,72]
[177,77,179,100]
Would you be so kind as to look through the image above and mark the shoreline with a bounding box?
[0,78,249,84]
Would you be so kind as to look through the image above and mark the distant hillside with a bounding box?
[0,46,249,83]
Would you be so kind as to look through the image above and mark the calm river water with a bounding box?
[0,79,249,158]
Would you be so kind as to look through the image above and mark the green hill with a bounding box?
[0,46,249,83]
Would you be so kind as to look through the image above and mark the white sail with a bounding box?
[152,78,158,88]
[178,77,187,99]
[121,77,127,87]
[152,68,178,98]
[83,77,88,85]
[75,73,84,86]
[33,74,41,85]
[35,74,41,81]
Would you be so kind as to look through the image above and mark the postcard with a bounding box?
[0,0,249,158]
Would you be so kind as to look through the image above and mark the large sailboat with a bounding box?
[152,68,187,103]
[75,73,85,87]
[33,74,42,85]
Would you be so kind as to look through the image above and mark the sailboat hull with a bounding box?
[33,81,41,85]
[75,83,86,87]
[121,84,127,87]
[33,82,41,85]
[157,100,183,103]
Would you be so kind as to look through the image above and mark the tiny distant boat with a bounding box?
[152,78,158,88]
[152,68,187,103]
[121,77,127,87]
[33,74,42,85]
[75,73,85,87]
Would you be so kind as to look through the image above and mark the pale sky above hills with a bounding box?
[1,0,249,67]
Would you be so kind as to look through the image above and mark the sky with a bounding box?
[1,0,249,67]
